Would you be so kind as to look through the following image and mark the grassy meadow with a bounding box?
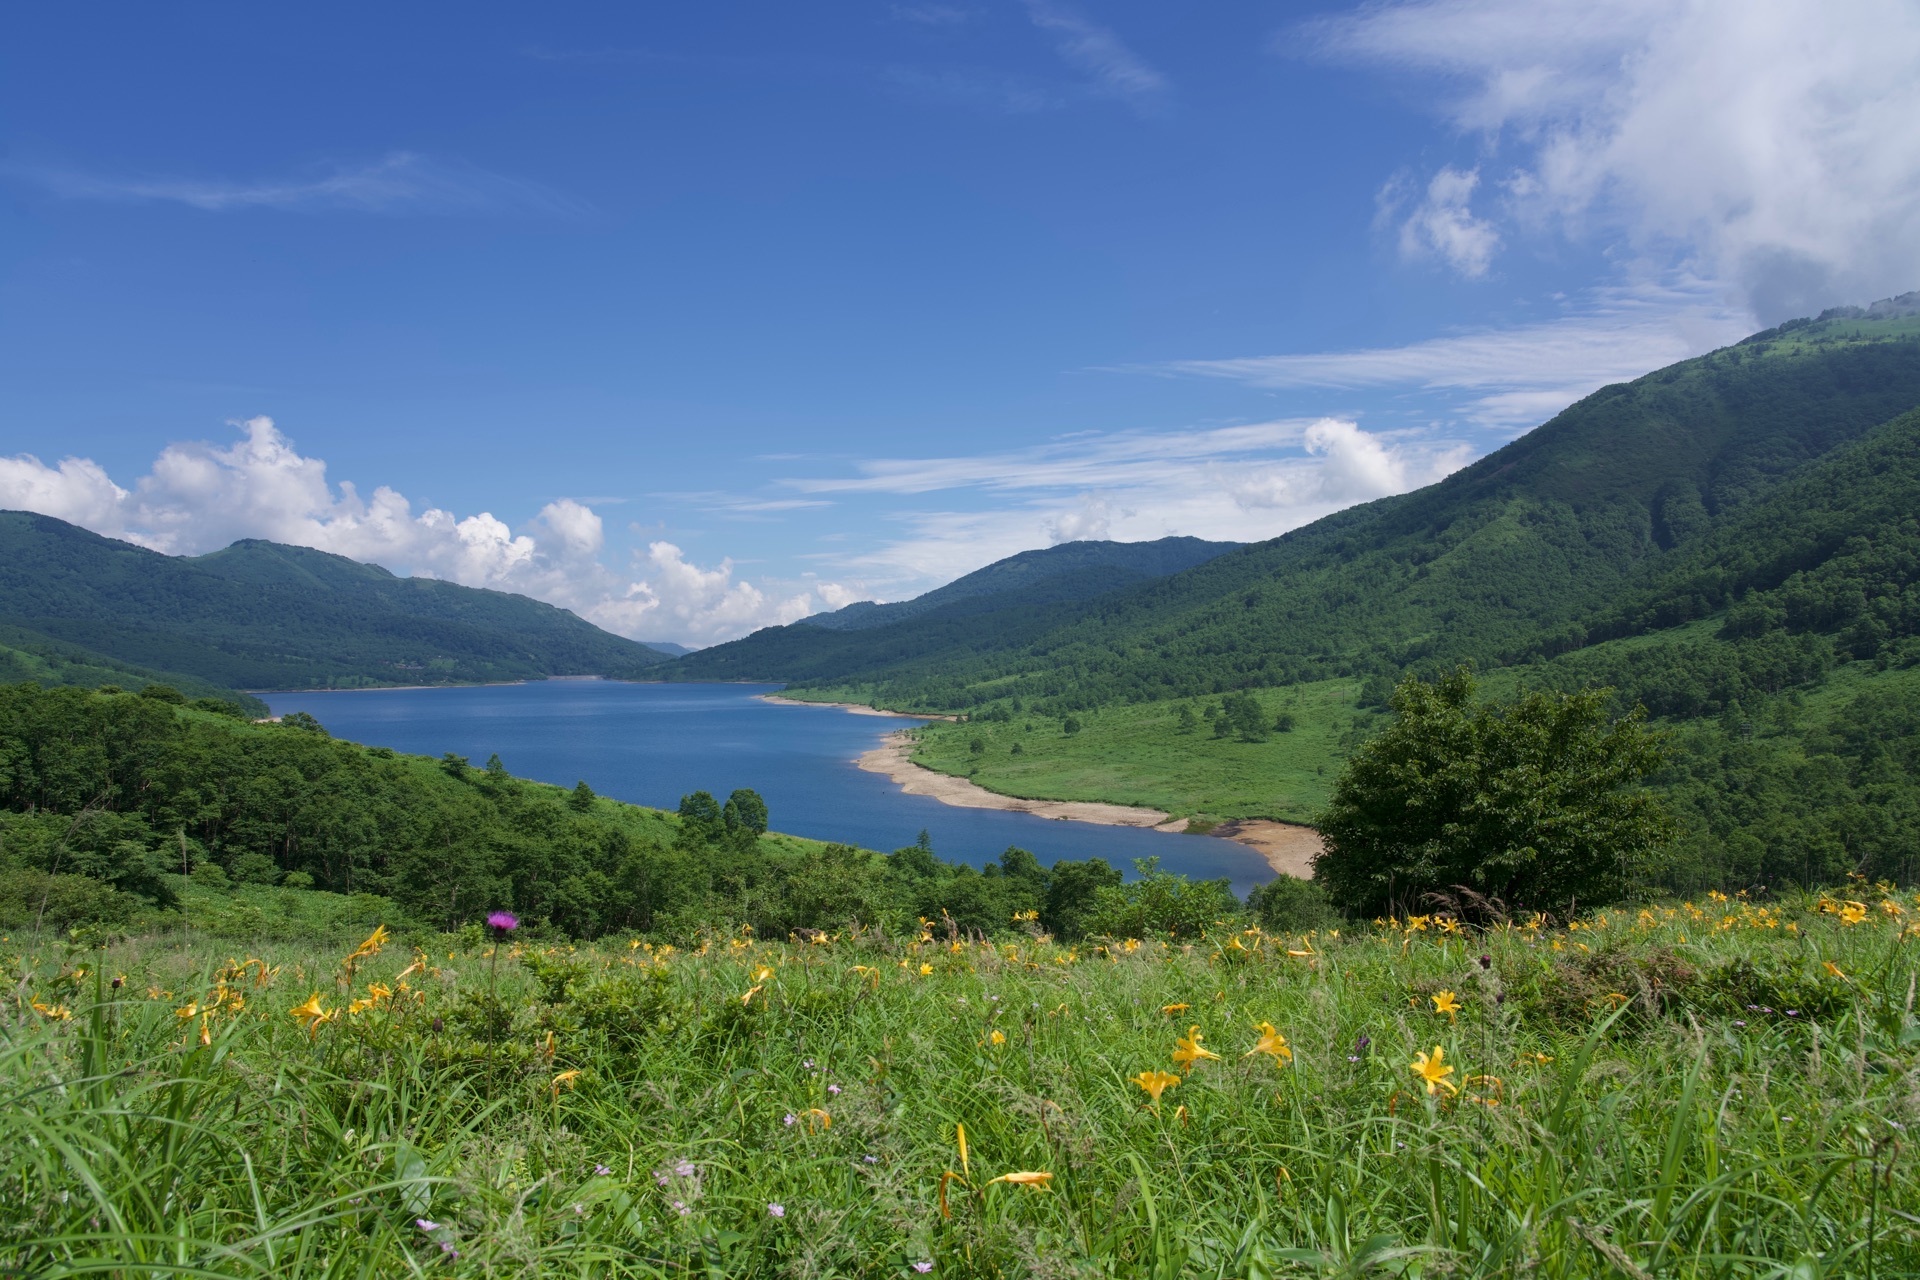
[888,677,1378,825]
[6,888,1919,1276]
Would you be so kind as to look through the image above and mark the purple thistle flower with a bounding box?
[487,910,519,934]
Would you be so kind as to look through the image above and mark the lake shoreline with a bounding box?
[758,693,960,721]
[854,729,1318,879]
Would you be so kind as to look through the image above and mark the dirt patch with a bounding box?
[1209,820,1323,880]
[760,695,958,721]
[855,731,1322,879]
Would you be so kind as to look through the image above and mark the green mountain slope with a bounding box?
[724,311,1920,711]
[667,535,1240,683]
[800,536,1240,631]
[0,513,671,693]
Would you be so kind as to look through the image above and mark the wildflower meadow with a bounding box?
[4,886,1918,1277]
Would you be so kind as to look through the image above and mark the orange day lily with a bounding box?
[1131,1069,1181,1103]
[1172,1026,1222,1073]
[1244,1022,1293,1063]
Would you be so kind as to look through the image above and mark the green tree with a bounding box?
[569,781,596,812]
[1315,667,1671,919]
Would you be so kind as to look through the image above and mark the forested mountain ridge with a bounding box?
[798,536,1240,631]
[666,535,1240,683]
[699,311,1920,711]
[0,512,671,695]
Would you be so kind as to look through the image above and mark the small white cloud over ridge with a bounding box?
[0,419,821,645]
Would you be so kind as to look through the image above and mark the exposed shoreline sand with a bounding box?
[855,729,1319,879]
[759,693,959,721]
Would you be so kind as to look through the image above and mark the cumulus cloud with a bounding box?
[4,151,590,219]
[1389,166,1502,277]
[0,418,818,645]
[1315,0,1920,315]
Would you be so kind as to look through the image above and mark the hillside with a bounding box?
[0,513,672,694]
[668,535,1239,683]
[747,311,1920,711]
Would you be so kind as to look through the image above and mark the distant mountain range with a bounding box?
[665,535,1241,683]
[671,300,1920,712]
[0,513,672,706]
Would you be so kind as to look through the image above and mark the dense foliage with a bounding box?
[5,890,1916,1275]
[1316,669,1672,918]
[0,511,670,695]
[0,683,1209,942]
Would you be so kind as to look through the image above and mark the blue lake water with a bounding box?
[262,680,1276,896]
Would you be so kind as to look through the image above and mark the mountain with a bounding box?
[691,308,1920,711]
[799,537,1242,631]
[641,641,697,657]
[0,513,672,695]
[666,535,1241,684]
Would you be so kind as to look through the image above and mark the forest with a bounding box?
[0,682,1255,942]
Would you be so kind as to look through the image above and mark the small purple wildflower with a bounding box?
[802,1059,815,1069]
[594,1164,612,1177]
[1786,1009,1799,1017]
[828,1084,842,1095]
[674,1159,696,1178]
[673,1199,689,1216]
[416,1218,441,1232]
[1733,1020,1747,1028]
[1346,1055,1361,1062]
[440,1242,459,1258]
[486,910,519,934]
[914,1264,934,1274]
[768,1203,785,1218]
[783,1113,797,1126]
[863,1154,879,1164]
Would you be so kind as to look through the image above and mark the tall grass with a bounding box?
[3,887,1916,1277]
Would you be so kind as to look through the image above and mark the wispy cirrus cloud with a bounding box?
[1024,0,1168,112]
[780,416,1471,596]
[4,151,591,219]
[1152,283,1754,430]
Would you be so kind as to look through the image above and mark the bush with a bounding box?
[1247,875,1337,931]
[1316,667,1672,918]
[1083,858,1241,940]
[0,868,135,929]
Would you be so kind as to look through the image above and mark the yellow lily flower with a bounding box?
[289,992,332,1036]
[1172,1026,1221,1073]
[1431,991,1462,1018]
[919,963,934,976]
[803,1108,831,1131]
[31,1000,71,1020]
[1244,1022,1293,1063]
[988,1029,1006,1045]
[552,1069,582,1093]
[346,925,390,962]
[1410,1046,1457,1096]
[1161,1002,1190,1014]
[1131,1069,1180,1103]
[1839,901,1868,925]
[1823,961,1848,981]
[986,1171,1052,1189]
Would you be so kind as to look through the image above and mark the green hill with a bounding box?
[667,534,1239,684]
[0,513,671,696]
[699,310,1920,711]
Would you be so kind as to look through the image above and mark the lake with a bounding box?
[262,680,1277,896]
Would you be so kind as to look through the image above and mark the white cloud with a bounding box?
[4,151,590,219]
[1315,0,1920,316]
[0,418,814,646]
[1390,166,1502,278]
[1024,1,1168,110]
[785,416,1470,598]
[1157,282,1754,428]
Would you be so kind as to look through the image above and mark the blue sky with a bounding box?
[3,1,1916,644]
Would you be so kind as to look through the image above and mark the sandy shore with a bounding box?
[855,730,1321,879]
[759,694,959,721]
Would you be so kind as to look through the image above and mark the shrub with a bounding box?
[1316,667,1672,918]
[1247,875,1338,931]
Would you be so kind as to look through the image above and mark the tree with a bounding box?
[722,788,768,845]
[1315,667,1671,919]
[569,781,596,812]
